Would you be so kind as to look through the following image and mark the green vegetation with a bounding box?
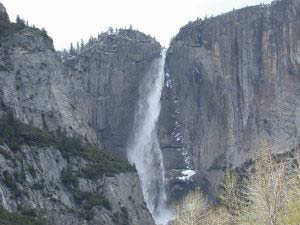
[0,20,26,40]
[0,207,42,225]
[80,154,135,179]
[0,148,13,160]
[61,166,78,187]
[28,165,37,178]
[73,191,111,210]
[2,170,24,198]
[84,194,111,211]
[174,143,300,225]
[112,207,130,225]
[0,113,133,220]
[0,114,56,152]
[0,14,49,43]
[0,113,135,177]
[73,191,111,220]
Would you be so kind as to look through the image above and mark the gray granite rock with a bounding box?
[0,144,155,225]
[161,0,300,195]
[0,5,160,224]
[64,29,161,156]
[0,19,161,155]
[0,3,9,23]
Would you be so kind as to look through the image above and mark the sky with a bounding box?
[2,0,273,50]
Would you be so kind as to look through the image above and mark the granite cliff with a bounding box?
[1,0,300,222]
[0,115,154,225]
[161,0,300,197]
[63,30,161,156]
[0,8,161,153]
[0,3,158,224]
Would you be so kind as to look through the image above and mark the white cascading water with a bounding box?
[127,49,172,225]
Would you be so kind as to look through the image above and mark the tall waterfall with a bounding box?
[127,49,171,225]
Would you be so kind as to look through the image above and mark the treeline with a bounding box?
[0,14,47,40]
[173,143,300,225]
[60,24,158,61]
[15,15,47,35]
[60,26,134,60]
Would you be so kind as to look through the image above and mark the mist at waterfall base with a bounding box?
[127,50,172,225]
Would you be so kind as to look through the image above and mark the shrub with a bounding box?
[173,189,208,225]
[21,208,37,217]
[0,21,26,40]
[0,207,42,225]
[2,170,24,198]
[240,145,289,225]
[61,166,77,187]
[28,165,37,178]
[84,194,111,211]
[0,114,135,177]
[174,143,300,225]
[73,191,111,211]
[278,152,300,225]
[0,147,13,160]
[0,113,56,151]
[219,168,243,215]
[279,199,300,225]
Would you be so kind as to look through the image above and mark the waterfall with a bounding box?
[127,49,171,225]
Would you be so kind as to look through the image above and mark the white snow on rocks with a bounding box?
[178,170,196,181]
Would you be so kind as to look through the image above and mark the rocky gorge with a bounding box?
[0,0,300,224]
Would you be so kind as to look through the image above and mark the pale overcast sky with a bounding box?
[2,0,273,50]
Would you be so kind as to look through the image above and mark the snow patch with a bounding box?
[178,170,196,181]
[165,80,173,88]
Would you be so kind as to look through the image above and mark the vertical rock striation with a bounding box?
[161,0,300,195]
[0,5,161,154]
[0,16,98,143]
[0,4,159,224]
[64,30,161,156]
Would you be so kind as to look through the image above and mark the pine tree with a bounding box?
[16,15,25,26]
[69,43,76,56]
[41,28,47,38]
[80,39,84,52]
[16,15,21,23]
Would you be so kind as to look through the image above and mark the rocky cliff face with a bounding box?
[0,6,161,154]
[64,30,161,156]
[0,25,98,143]
[0,4,158,224]
[0,143,154,225]
[161,0,300,196]
[3,0,300,217]
[0,3,9,23]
